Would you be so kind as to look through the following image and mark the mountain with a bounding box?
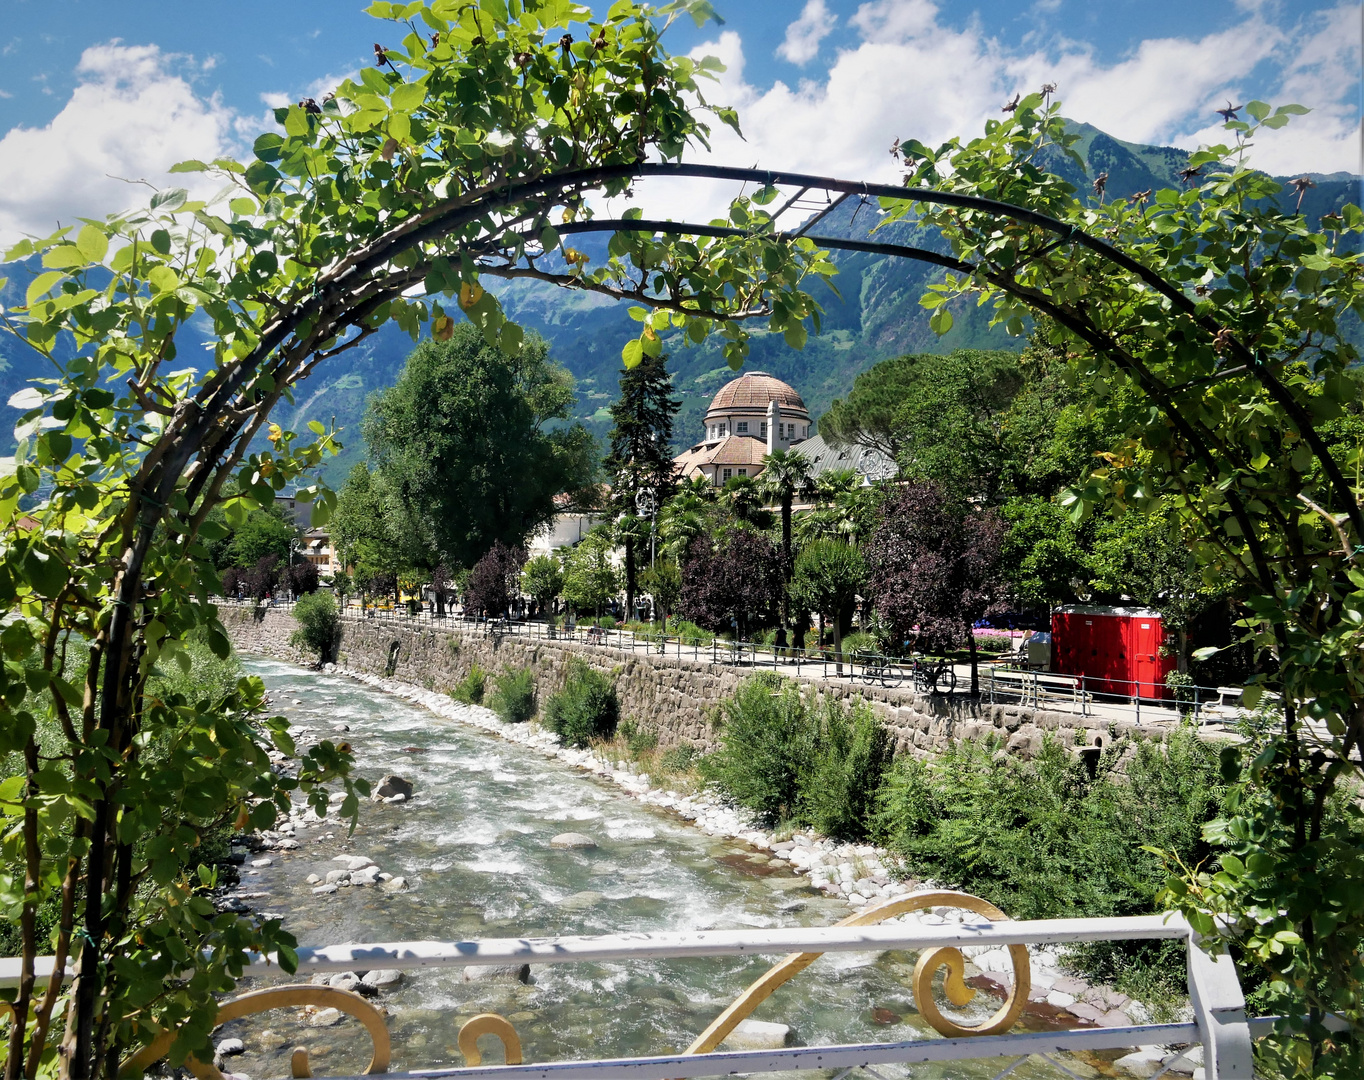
[2,122,1359,486]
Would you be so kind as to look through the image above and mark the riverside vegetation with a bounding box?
[425,658,1251,1012]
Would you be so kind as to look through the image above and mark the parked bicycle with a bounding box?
[910,655,957,695]
[857,652,906,688]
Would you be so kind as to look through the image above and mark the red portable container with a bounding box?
[1050,606,1174,699]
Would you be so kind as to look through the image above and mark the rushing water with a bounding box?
[223,659,1116,1080]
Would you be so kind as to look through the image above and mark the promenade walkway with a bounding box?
[247,599,1251,734]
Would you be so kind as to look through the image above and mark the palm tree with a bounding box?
[657,488,713,563]
[758,449,815,647]
[814,467,860,502]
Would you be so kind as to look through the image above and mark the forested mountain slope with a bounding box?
[1,121,1356,485]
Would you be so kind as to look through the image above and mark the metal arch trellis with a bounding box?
[433,159,1363,554]
[39,153,1355,1079]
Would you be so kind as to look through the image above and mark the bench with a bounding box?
[985,667,1091,711]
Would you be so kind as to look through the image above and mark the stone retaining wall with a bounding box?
[220,605,1166,758]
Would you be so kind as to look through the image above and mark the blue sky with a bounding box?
[0,0,1358,242]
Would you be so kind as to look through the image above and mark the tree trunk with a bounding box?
[624,534,636,621]
[969,633,979,697]
[777,497,792,649]
[832,616,844,677]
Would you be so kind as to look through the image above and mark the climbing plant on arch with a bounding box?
[0,2,1357,1078]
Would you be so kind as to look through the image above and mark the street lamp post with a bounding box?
[634,487,658,624]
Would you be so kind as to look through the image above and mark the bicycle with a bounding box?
[910,655,957,695]
[857,652,906,688]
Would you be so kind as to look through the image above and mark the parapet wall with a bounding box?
[219,606,1165,758]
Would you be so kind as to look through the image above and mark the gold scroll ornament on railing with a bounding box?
[111,890,1024,1079]
[685,889,1031,1052]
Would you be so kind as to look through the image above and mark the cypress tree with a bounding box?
[603,354,680,616]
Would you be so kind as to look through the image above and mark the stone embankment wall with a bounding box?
[220,606,1166,758]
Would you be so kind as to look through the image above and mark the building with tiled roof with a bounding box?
[676,372,811,485]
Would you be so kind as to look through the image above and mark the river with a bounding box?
[222,658,1117,1080]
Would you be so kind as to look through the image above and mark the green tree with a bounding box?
[289,591,341,665]
[561,533,620,618]
[521,554,564,617]
[1088,505,1232,672]
[895,93,1364,1071]
[364,326,598,572]
[638,558,681,623]
[224,506,296,569]
[757,448,814,647]
[602,352,680,613]
[999,495,1092,608]
[330,463,405,605]
[819,355,922,462]
[789,539,866,675]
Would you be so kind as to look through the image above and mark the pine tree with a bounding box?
[603,354,680,617]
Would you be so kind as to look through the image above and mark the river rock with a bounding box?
[380,876,407,892]
[549,832,597,849]
[362,969,403,989]
[462,964,531,984]
[277,839,300,850]
[376,775,414,799]
[1114,1050,1167,1078]
[325,870,350,885]
[215,1038,245,1056]
[721,1020,790,1050]
[250,857,272,868]
[329,972,361,991]
[334,855,376,871]
[350,866,381,886]
[309,1007,344,1027]
[312,884,338,895]
[557,890,604,911]
[305,874,322,885]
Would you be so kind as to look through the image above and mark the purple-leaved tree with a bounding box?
[865,482,1009,695]
[678,531,783,640]
[466,542,528,618]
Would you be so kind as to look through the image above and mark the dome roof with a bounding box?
[706,371,808,417]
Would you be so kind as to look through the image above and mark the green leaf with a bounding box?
[26,271,65,307]
[24,549,67,598]
[391,82,426,111]
[168,159,210,173]
[621,339,644,369]
[929,307,954,335]
[149,266,180,294]
[150,187,188,212]
[75,225,108,264]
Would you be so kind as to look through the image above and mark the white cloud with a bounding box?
[776,0,837,66]
[623,1,1359,224]
[0,43,237,247]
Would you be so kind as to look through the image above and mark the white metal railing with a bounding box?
[3,910,1262,1080]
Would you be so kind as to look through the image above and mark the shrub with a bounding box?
[841,630,880,657]
[871,726,1230,1001]
[973,630,1016,654]
[801,698,892,841]
[289,591,340,664]
[659,744,699,772]
[451,663,487,705]
[701,674,816,827]
[544,658,619,747]
[670,619,712,646]
[617,718,658,755]
[489,667,536,723]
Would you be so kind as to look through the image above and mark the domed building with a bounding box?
[674,372,812,485]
